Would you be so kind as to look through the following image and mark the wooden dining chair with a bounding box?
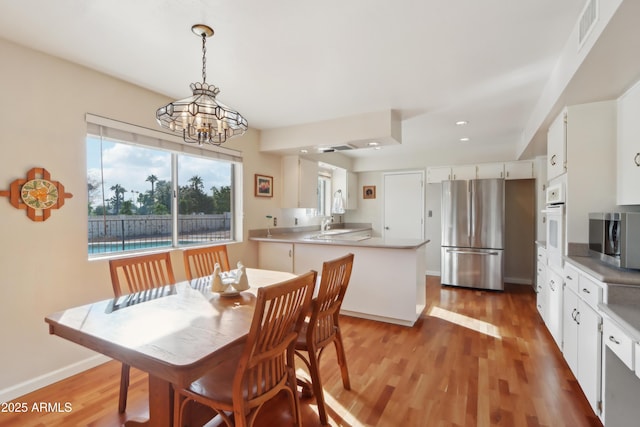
[183,244,230,280]
[108,252,176,413]
[173,270,317,427]
[294,253,354,425]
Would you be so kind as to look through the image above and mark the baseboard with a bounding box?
[426,269,440,276]
[0,354,110,403]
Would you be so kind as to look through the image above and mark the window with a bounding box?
[86,114,242,257]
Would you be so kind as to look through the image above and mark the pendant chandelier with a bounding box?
[156,24,248,145]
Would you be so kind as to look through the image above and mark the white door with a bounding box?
[383,171,424,239]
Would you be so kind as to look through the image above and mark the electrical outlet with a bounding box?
[294,218,298,225]
[273,217,277,226]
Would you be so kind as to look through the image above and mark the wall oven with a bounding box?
[543,184,565,272]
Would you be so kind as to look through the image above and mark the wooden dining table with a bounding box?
[44,268,297,427]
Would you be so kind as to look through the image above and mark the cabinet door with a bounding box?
[547,110,567,181]
[536,260,547,320]
[577,302,602,415]
[426,166,452,183]
[258,242,294,273]
[298,158,319,209]
[617,80,640,204]
[451,165,476,180]
[547,269,563,348]
[476,163,504,179]
[562,286,579,376]
[505,161,534,180]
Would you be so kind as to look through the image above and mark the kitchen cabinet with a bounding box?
[547,268,563,348]
[332,168,358,210]
[547,110,567,181]
[562,263,603,417]
[451,165,476,180]
[536,245,547,320]
[426,166,451,183]
[281,155,319,209]
[617,79,640,205]
[505,160,534,179]
[476,163,504,179]
[257,242,294,273]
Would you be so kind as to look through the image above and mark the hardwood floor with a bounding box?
[0,277,603,427]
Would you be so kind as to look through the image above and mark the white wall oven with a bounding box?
[543,183,565,272]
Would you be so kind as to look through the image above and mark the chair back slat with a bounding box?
[309,253,354,346]
[236,270,316,403]
[183,245,230,281]
[109,252,176,297]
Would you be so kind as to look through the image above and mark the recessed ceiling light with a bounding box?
[300,149,308,153]
[368,141,380,146]
[460,137,470,142]
[455,120,468,126]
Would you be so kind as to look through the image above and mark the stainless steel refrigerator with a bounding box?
[441,179,504,291]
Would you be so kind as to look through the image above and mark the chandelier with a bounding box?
[156,24,248,145]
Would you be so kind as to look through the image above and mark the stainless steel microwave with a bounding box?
[589,212,640,269]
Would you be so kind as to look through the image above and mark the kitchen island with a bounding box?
[250,226,429,326]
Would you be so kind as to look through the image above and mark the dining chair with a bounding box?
[173,270,317,427]
[183,244,230,281]
[108,252,176,413]
[295,253,354,425]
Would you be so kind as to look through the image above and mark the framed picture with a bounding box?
[254,174,273,197]
[363,185,376,199]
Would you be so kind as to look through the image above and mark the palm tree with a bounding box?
[110,184,127,214]
[146,174,158,199]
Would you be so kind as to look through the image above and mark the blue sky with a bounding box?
[86,137,231,206]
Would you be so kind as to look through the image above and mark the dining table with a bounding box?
[44,267,297,427]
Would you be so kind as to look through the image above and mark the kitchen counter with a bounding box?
[249,228,429,249]
[251,225,429,326]
[564,255,640,343]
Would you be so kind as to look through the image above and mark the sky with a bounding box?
[86,136,231,206]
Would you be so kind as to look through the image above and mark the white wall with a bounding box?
[0,38,280,401]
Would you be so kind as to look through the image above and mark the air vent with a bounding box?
[332,145,354,151]
[578,0,598,49]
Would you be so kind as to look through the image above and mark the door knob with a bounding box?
[385,226,389,230]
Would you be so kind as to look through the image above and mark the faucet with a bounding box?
[321,217,331,232]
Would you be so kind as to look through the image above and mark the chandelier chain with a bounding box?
[201,33,207,83]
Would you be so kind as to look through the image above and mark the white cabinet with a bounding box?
[258,242,294,273]
[617,80,640,205]
[426,166,451,183]
[547,110,567,181]
[562,263,603,417]
[281,156,318,209]
[536,246,547,320]
[547,268,563,348]
[505,160,534,180]
[451,165,476,180]
[332,168,358,210]
[476,163,504,179]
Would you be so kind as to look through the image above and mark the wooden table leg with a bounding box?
[125,374,173,427]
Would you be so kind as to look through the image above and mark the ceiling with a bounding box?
[0,0,637,160]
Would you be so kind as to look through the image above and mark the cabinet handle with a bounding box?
[576,311,580,325]
[549,280,555,291]
[609,335,621,345]
[635,153,640,167]
[288,249,292,257]
[582,288,591,294]
[571,308,577,321]
[565,275,573,281]
[550,154,557,166]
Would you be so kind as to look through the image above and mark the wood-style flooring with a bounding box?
[0,276,603,427]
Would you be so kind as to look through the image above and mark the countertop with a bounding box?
[249,226,430,249]
[565,255,640,339]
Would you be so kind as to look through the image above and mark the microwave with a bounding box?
[589,212,640,269]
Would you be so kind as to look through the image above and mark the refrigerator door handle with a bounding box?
[446,249,500,256]
[467,181,472,246]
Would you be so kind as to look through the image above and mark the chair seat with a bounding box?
[186,342,244,404]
